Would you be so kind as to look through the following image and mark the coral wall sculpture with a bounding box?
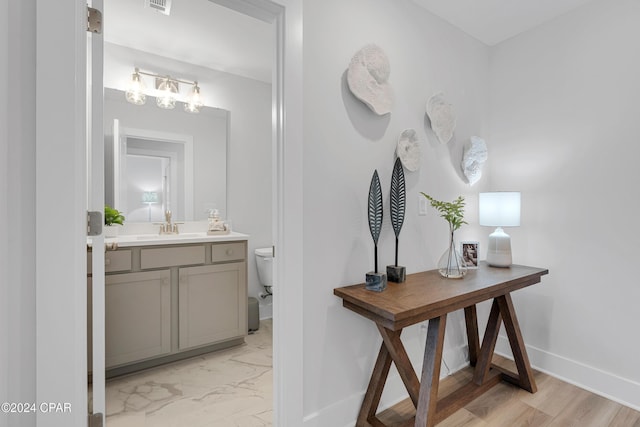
[461,136,488,185]
[426,92,456,144]
[396,129,420,172]
[347,44,394,115]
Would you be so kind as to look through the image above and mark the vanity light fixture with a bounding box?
[125,68,205,113]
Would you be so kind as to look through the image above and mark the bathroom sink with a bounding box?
[135,233,204,240]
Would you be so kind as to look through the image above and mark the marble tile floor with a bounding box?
[105,319,273,427]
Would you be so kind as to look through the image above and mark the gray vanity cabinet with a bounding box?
[89,239,248,377]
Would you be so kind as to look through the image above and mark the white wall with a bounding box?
[104,43,273,313]
[302,0,491,424]
[1,0,38,426]
[489,0,640,409]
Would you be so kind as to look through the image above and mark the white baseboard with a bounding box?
[495,335,640,411]
[303,343,470,427]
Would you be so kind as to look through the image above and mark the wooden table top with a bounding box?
[334,263,548,330]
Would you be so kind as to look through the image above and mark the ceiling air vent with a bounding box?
[145,0,172,16]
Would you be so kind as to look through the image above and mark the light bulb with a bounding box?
[156,78,177,109]
[125,70,146,105]
[184,84,204,113]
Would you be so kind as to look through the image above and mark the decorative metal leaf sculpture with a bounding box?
[390,158,406,266]
[368,170,383,272]
[390,158,406,237]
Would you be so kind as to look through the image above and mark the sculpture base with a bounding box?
[365,272,387,292]
[386,265,406,283]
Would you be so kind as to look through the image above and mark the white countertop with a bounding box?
[89,231,249,248]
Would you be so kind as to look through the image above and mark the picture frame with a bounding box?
[461,241,479,269]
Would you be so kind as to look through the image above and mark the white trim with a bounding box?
[495,336,640,411]
[36,0,88,426]
[89,0,106,419]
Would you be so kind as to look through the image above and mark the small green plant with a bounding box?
[420,193,467,231]
[104,205,125,226]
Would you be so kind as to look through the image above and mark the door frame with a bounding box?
[35,0,304,425]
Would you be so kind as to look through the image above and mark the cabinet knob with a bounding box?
[105,258,111,266]
[226,249,233,256]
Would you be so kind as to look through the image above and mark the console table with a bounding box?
[334,263,548,427]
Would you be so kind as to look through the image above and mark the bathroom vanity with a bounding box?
[88,232,248,378]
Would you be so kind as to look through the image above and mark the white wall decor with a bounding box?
[426,92,456,144]
[346,44,393,115]
[396,129,420,172]
[461,136,488,185]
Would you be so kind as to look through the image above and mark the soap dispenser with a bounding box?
[207,209,229,235]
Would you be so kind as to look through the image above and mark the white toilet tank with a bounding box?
[255,247,274,288]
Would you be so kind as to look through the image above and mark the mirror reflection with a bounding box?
[104,87,229,222]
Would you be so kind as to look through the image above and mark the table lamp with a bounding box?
[142,191,159,221]
[479,192,521,267]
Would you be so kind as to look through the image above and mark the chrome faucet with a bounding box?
[155,210,182,235]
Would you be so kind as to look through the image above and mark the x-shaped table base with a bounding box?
[356,293,537,427]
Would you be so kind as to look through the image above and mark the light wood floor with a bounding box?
[378,357,640,427]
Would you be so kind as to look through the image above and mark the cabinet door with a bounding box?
[179,262,247,350]
[105,270,171,367]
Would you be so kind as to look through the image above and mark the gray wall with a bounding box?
[489,0,640,408]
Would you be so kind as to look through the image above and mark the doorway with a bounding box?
[35,0,302,425]
[101,0,277,424]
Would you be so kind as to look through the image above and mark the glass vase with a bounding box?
[437,229,467,279]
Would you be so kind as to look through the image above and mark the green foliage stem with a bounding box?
[420,193,467,232]
[104,205,125,226]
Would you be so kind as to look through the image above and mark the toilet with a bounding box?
[255,247,274,298]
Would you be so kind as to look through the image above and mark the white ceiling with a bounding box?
[412,0,597,45]
[104,0,273,83]
[104,0,597,83]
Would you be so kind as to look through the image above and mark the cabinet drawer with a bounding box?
[212,242,246,263]
[87,250,132,274]
[141,245,205,269]
[106,250,132,273]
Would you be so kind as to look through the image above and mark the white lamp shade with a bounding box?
[142,191,159,203]
[479,192,521,227]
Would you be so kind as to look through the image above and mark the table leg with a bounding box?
[377,325,421,407]
[473,299,501,385]
[357,338,395,426]
[464,305,479,367]
[415,315,447,427]
[472,295,537,394]
[497,293,537,393]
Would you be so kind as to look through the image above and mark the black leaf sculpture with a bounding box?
[390,157,406,266]
[368,170,383,273]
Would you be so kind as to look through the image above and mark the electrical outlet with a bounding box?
[418,195,428,216]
